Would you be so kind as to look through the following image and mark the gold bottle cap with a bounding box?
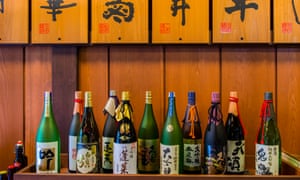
[121,91,130,101]
[145,91,152,104]
[85,91,92,107]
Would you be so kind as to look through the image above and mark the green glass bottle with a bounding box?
[36,91,61,173]
[138,91,159,174]
[113,91,137,174]
[76,91,100,173]
[68,91,83,173]
[160,91,183,175]
[255,92,281,175]
[182,91,202,174]
[102,90,119,173]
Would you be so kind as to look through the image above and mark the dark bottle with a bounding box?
[76,91,100,173]
[36,91,61,173]
[68,91,83,173]
[255,92,281,175]
[113,91,137,174]
[137,91,159,174]
[225,91,245,174]
[182,91,202,174]
[102,90,119,173]
[14,141,28,170]
[160,91,183,175]
[204,92,227,174]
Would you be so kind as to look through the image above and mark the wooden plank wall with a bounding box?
[0,45,299,170]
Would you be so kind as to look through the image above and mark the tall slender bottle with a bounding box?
[68,91,83,173]
[160,91,183,175]
[225,91,245,174]
[36,91,61,173]
[76,91,100,173]
[113,91,137,174]
[204,92,227,174]
[102,90,119,173]
[138,91,159,174]
[255,92,281,175]
[182,91,202,174]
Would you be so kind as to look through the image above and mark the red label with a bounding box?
[220,22,232,33]
[99,23,110,34]
[39,23,50,34]
[160,23,171,34]
[282,22,293,34]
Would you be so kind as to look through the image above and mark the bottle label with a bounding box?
[160,144,179,174]
[205,145,226,174]
[255,144,280,175]
[113,142,137,174]
[76,142,99,173]
[36,141,58,173]
[68,136,77,171]
[138,139,159,172]
[227,140,245,173]
[104,98,116,116]
[183,138,201,170]
[102,137,114,170]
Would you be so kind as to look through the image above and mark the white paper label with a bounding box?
[227,140,245,173]
[36,141,58,173]
[160,144,179,174]
[113,142,137,174]
[255,144,280,175]
[68,136,77,171]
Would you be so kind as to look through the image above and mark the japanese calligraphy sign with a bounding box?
[0,0,28,43]
[274,0,300,43]
[152,0,209,43]
[213,0,270,43]
[91,0,148,43]
[31,0,88,44]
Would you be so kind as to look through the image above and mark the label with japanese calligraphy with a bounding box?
[68,136,77,172]
[36,141,58,173]
[160,144,179,174]
[113,142,137,174]
[76,142,99,173]
[102,137,114,170]
[255,144,280,175]
[138,139,159,172]
[183,139,201,170]
[227,140,245,173]
[205,145,226,174]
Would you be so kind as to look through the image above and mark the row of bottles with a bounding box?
[35,90,281,175]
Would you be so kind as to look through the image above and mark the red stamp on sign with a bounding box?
[160,23,171,34]
[99,23,110,34]
[282,22,292,34]
[220,22,232,33]
[39,23,50,34]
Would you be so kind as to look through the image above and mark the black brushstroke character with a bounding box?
[171,0,190,26]
[103,0,134,24]
[292,0,300,24]
[0,0,4,14]
[40,0,77,21]
[225,0,258,22]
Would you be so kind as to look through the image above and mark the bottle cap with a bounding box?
[75,91,83,99]
[168,91,175,98]
[109,90,116,97]
[121,91,130,101]
[188,91,195,105]
[229,91,238,98]
[264,92,273,100]
[145,91,152,98]
[211,91,220,103]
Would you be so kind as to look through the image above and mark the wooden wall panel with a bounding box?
[277,47,300,154]
[221,46,276,156]
[0,47,24,170]
[109,46,164,131]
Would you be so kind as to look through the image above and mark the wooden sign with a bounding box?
[31,0,88,44]
[274,0,300,43]
[152,0,209,44]
[91,0,148,43]
[0,0,28,43]
[213,0,270,43]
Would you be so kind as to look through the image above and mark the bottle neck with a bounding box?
[43,92,53,118]
[73,98,83,116]
[84,92,93,108]
[167,96,177,118]
[208,102,222,124]
[228,96,238,116]
[115,100,133,122]
[260,100,275,120]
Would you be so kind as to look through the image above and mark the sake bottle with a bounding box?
[76,91,100,173]
[138,91,159,173]
[160,91,183,175]
[14,140,28,170]
[36,91,61,173]
[102,90,119,173]
[255,92,281,175]
[68,91,83,173]
[225,91,245,174]
[113,91,137,174]
[182,91,202,174]
[204,91,227,174]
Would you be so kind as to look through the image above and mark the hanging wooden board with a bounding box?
[152,0,209,44]
[0,0,28,43]
[274,0,300,43]
[31,0,88,44]
[91,0,148,44]
[213,0,270,43]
